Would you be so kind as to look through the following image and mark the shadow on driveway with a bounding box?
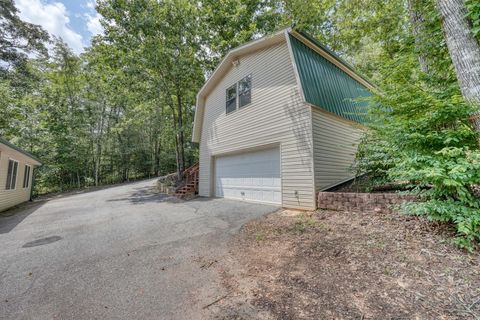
[106,186,184,204]
[35,177,160,202]
[0,201,46,234]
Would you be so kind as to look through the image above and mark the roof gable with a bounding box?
[192,28,289,142]
[197,29,288,100]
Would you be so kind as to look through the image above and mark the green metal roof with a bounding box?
[0,137,42,165]
[289,33,371,123]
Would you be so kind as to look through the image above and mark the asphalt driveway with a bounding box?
[0,179,278,319]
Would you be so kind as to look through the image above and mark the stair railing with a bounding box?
[175,163,199,194]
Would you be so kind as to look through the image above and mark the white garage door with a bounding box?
[215,148,281,204]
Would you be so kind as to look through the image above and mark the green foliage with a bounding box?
[466,0,480,40]
[354,132,396,187]
[0,0,49,73]
[198,0,283,69]
[355,51,480,249]
[399,148,480,250]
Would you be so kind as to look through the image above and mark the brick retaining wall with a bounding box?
[317,192,416,213]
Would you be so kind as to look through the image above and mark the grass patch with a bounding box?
[290,215,325,235]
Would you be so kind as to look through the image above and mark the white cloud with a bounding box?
[85,12,103,36]
[83,1,104,37]
[14,0,84,54]
[85,0,95,9]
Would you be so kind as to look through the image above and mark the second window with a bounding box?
[226,75,252,113]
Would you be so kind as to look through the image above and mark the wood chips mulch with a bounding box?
[210,209,480,320]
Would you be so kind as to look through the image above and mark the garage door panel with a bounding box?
[215,148,281,204]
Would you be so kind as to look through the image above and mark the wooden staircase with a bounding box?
[174,163,199,199]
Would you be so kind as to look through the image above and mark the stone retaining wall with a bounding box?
[157,182,176,195]
[317,192,416,213]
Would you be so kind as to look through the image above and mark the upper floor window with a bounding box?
[226,84,237,114]
[238,75,251,108]
[6,159,18,190]
[226,75,252,114]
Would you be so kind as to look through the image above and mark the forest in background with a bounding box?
[1,0,480,247]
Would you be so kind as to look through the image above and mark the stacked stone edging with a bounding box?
[317,192,416,213]
[157,182,176,195]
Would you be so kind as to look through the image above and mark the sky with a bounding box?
[14,0,103,54]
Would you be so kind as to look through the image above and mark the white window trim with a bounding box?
[23,164,31,189]
[6,158,19,191]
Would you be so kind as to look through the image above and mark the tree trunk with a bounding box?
[408,0,430,73]
[437,0,480,129]
[94,144,101,186]
[154,137,161,176]
[94,102,107,186]
[170,85,186,181]
[176,90,186,177]
[169,103,182,181]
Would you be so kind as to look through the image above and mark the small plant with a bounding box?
[291,216,322,235]
[384,266,394,276]
[255,232,267,242]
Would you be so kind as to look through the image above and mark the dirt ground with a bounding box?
[209,209,480,320]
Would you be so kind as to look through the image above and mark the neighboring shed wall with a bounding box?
[0,148,34,212]
[289,34,371,123]
[312,108,363,191]
[198,39,315,209]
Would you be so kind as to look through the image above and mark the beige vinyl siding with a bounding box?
[0,149,34,212]
[312,107,364,191]
[198,39,315,209]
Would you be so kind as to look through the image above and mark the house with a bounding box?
[0,137,41,212]
[192,28,373,209]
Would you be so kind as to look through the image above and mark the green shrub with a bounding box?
[354,131,396,188]
[355,55,480,250]
[395,147,480,250]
